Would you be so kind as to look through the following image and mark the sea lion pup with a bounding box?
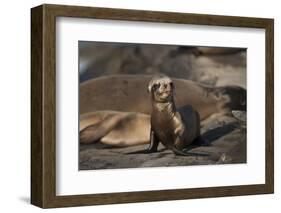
[146,75,204,156]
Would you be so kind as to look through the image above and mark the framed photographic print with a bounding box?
[31,4,274,208]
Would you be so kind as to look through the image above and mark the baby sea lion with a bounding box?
[146,75,205,156]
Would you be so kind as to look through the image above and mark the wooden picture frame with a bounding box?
[31,4,274,208]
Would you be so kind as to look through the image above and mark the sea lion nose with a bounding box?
[159,84,166,92]
[159,84,166,91]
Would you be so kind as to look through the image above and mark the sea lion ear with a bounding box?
[170,82,174,89]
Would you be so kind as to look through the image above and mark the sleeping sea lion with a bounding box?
[80,111,150,146]
[80,75,246,121]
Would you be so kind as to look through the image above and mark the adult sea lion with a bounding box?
[80,111,150,146]
[145,75,205,156]
[80,74,246,121]
[170,47,244,57]
[195,47,245,55]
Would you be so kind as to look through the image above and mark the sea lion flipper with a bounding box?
[126,130,159,155]
[193,136,211,146]
[147,130,159,153]
[174,131,187,149]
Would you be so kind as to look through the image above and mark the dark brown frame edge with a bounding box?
[31,4,274,208]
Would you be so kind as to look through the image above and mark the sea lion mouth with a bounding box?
[159,91,170,95]
[156,91,171,100]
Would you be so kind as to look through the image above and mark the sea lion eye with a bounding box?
[153,83,160,89]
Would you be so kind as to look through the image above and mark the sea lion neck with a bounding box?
[152,101,176,118]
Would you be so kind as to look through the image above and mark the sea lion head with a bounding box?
[148,75,174,103]
[214,86,247,111]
